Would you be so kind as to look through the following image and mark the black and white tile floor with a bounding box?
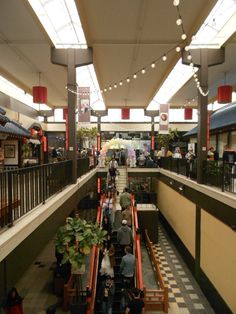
[150,224,215,314]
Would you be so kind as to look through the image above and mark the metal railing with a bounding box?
[0,160,73,228]
[159,158,236,194]
[77,157,96,178]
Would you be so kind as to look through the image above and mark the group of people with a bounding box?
[98,169,144,313]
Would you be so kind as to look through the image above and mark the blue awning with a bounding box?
[184,102,236,137]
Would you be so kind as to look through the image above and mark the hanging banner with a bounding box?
[159,103,169,134]
[78,87,90,127]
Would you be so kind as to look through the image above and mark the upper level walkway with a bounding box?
[1,161,235,263]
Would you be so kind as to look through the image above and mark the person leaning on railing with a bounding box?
[185,147,196,178]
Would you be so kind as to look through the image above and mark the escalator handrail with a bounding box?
[87,195,105,313]
[133,204,144,290]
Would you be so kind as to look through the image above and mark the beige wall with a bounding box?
[201,210,236,313]
[156,180,196,257]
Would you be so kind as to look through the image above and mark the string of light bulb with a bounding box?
[66,0,209,98]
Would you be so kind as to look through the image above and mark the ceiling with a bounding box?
[0,0,236,111]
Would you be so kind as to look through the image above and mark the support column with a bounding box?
[67,50,77,181]
[51,48,93,183]
[197,49,208,183]
[182,48,225,184]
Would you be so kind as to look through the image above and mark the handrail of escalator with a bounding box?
[133,204,144,291]
[86,195,104,314]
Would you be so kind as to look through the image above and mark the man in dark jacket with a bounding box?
[117,220,133,254]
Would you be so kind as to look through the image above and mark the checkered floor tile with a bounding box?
[148,225,215,313]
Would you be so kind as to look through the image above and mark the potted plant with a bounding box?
[55,216,107,313]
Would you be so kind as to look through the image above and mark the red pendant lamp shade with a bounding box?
[217,85,232,104]
[33,86,47,104]
[184,108,193,120]
[121,108,130,120]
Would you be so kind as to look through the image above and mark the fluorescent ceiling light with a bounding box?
[147,60,198,107]
[190,0,236,49]
[28,0,87,48]
[76,65,105,110]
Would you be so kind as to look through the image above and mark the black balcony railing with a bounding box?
[0,160,73,228]
[159,158,235,195]
[77,157,96,178]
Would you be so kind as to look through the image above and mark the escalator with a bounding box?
[94,231,124,314]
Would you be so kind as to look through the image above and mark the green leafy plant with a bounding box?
[157,128,179,148]
[56,217,106,269]
[78,127,98,139]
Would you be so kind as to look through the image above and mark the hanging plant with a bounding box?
[55,217,106,270]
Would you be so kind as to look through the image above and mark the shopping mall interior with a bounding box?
[0,0,236,313]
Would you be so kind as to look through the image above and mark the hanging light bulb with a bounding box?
[173,0,180,6]
[119,81,123,86]
[141,68,146,74]
[151,62,156,68]
[162,54,167,61]
[114,84,117,88]
[133,73,137,79]
[104,88,107,92]
[176,46,181,52]
[176,18,182,26]
[109,86,112,90]
[195,77,198,82]
[187,54,192,60]
[185,46,189,51]
[193,73,197,78]
[181,33,187,40]
[126,77,131,83]
[190,62,194,67]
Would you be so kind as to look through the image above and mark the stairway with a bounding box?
[116,167,127,195]
[94,231,123,314]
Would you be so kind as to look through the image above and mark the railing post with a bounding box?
[222,162,225,192]
[42,165,46,204]
[7,172,13,227]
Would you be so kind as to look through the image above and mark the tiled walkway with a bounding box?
[146,224,215,314]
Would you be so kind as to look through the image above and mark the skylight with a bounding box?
[76,65,105,110]
[190,0,236,49]
[28,0,87,48]
[147,0,236,109]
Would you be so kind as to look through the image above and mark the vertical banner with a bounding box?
[151,135,155,150]
[159,103,169,134]
[78,87,90,126]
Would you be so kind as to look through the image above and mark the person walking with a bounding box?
[120,246,135,289]
[119,188,132,212]
[97,276,115,314]
[121,206,132,228]
[117,220,133,254]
